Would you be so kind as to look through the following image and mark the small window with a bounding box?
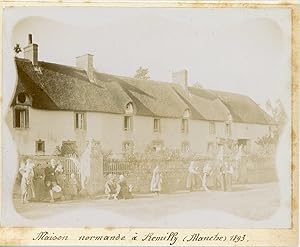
[16,92,31,105]
[17,93,27,104]
[154,118,160,132]
[209,121,216,135]
[123,141,134,153]
[125,102,134,114]
[14,107,29,128]
[181,119,189,133]
[225,123,232,137]
[181,142,190,152]
[152,140,163,152]
[36,140,45,153]
[183,109,190,118]
[124,116,132,131]
[75,112,86,130]
[207,142,215,153]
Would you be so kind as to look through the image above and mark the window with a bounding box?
[181,119,189,133]
[207,142,215,153]
[75,112,86,130]
[125,102,134,114]
[153,118,160,132]
[181,109,190,134]
[225,123,232,137]
[36,140,45,153]
[209,121,216,135]
[123,141,134,153]
[124,116,132,131]
[238,139,251,153]
[14,107,29,128]
[17,93,27,104]
[152,140,164,152]
[16,92,31,105]
[181,142,190,152]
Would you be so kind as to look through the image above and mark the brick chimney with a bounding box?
[76,54,94,82]
[24,34,38,66]
[172,69,188,91]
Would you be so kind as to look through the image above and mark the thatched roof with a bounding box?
[13,58,272,124]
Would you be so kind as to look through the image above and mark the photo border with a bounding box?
[0,1,298,246]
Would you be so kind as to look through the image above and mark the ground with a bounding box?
[13,183,280,227]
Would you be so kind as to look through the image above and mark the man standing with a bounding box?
[44,159,57,203]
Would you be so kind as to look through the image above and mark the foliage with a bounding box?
[193,82,203,88]
[134,67,150,80]
[55,142,78,156]
[255,99,287,156]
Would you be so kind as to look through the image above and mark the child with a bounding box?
[105,174,120,200]
[69,173,79,199]
[55,161,66,200]
[117,175,133,199]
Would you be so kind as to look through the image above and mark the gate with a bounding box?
[62,153,81,183]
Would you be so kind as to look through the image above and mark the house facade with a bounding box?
[7,35,274,157]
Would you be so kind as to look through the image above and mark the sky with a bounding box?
[4,7,292,110]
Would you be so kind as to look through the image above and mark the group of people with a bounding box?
[186,160,235,192]
[104,174,133,200]
[19,158,79,203]
[19,156,238,204]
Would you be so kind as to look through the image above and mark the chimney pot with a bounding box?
[24,34,38,66]
[76,54,94,82]
[28,34,33,44]
[172,69,188,91]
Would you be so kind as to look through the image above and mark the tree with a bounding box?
[255,99,287,155]
[134,67,150,80]
[13,44,22,57]
[193,82,203,88]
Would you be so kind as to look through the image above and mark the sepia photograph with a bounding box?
[1,4,296,236]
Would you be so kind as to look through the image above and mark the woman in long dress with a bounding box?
[186,161,199,192]
[19,161,29,204]
[26,160,35,200]
[19,159,35,203]
[150,165,162,196]
[202,162,212,191]
[33,163,45,202]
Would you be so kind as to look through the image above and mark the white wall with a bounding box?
[8,107,271,156]
[232,122,270,151]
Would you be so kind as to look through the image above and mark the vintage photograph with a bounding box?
[1,6,293,229]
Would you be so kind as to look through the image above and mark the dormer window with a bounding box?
[225,123,232,137]
[16,92,31,105]
[124,102,134,131]
[124,116,132,131]
[125,102,134,114]
[181,109,190,134]
[14,106,29,129]
[13,93,31,129]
